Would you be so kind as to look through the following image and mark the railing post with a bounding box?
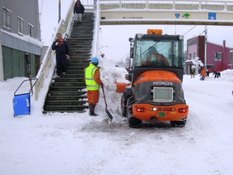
[119,0,122,9]
[146,0,149,9]
[34,1,75,101]
[173,0,175,10]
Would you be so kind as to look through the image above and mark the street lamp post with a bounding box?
[204,26,208,69]
[58,0,61,23]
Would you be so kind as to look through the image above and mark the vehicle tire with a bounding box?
[170,119,186,127]
[126,97,142,128]
[128,117,142,128]
[121,89,132,117]
[120,94,128,117]
[126,96,134,118]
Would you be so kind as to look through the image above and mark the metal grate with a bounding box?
[153,87,173,102]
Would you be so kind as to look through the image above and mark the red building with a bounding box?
[186,36,233,74]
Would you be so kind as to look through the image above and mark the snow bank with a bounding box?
[221,69,233,81]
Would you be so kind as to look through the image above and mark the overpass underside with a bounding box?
[99,0,233,26]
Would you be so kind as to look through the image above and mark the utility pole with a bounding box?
[204,26,208,68]
[58,0,61,23]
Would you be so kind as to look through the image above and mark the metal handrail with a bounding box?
[99,0,233,12]
[14,78,38,96]
[34,0,97,101]
[34,1,75,100]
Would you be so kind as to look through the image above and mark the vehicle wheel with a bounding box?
[128,117,142,128]
[126,97,142,128]
[170,119,186,127]
[121,89,132,117]
[120,94,128,117]
[126,96,135,118]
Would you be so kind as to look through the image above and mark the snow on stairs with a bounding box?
[43,12,94,113]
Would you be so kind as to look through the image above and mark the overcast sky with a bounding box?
[39,0,233,60]
[38,0,73,45]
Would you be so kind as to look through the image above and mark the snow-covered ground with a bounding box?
[0,55,233,175]
[1,1,233,174]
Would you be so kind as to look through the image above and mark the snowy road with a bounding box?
[0,72,233,175]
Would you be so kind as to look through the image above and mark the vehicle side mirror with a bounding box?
[125,74,132,81]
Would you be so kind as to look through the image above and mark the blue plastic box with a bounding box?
[13,93,31,117]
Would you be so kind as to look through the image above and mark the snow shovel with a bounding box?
[101,86,113,120]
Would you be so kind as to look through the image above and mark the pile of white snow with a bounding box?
[0,63,233,175]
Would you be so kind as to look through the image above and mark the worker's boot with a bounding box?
[89,104,93,116]
[92,105,98,116]
[89,104,98,116]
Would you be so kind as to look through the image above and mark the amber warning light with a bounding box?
[147,29,162,35]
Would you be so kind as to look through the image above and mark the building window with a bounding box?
[28,24,34,37]
[193,53,196,59]
[17,17,24,34]
[2,8,11,29]
[215,52,222,61]
[189,53,192,60]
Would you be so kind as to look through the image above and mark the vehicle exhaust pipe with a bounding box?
[150,117,157,122]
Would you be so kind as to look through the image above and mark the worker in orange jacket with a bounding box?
[84,57,103,116]
[200,66,207,80]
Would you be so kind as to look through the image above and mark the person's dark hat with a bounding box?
[149,47,158,54]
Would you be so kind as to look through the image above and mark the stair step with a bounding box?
[50,81,86,86]
[69,46,92,49]
[69,57,90,60]
[43,12,94,113]
[54,77,85,82]
[48,90,87,96]
[43,105,88,112]
[65,71,85,75]
[58,74,86,78]
[46,96,87,100]
[50,86,86,91]
[45,99,88,105]
[67,64,89,67]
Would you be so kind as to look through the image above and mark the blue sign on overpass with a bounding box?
[208,12,216,20]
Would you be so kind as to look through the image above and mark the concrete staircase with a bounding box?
[43,12,94,113]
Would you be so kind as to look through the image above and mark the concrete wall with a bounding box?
[187,36,232,72]
[207,42,232,72]
[0,0,41,80]
[0,0,41,39]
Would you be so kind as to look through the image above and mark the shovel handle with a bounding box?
[101,85,108,108]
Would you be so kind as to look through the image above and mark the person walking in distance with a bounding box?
[200,66,207,80]
[73,0,85,23]
[85,57,103,116]
[190,67,195,78]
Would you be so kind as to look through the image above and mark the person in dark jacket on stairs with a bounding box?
[52,33,70,78]
[73,0,85,23]
[85,57,103,116]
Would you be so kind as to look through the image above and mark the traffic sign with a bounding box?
[208,12,216,20]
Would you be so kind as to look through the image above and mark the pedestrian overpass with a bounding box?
[34,0,233,103]
[97,0,233,25]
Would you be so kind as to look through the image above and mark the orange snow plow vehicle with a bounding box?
[121,29,189,128]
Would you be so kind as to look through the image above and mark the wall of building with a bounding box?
[0,0,41,39]
[0,0,42,80]
[186,36,205,61]
[2,46,40,80]
[207,42,232,72]
[186,36,232,73]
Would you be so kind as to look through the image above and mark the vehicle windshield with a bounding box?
[133,39,183,68]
